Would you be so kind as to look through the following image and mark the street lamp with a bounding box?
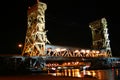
[18,44,22,48]
[18,44,23,54]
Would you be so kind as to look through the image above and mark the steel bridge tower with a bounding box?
[89,18,112,57]
[22,1,50,56]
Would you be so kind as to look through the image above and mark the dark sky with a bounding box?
[0,0,120,56]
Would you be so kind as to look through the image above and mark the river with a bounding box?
[48,68,120,80]
[0,68,120,80]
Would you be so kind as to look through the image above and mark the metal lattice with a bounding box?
[89,18,112,57]
[22,1,50,56]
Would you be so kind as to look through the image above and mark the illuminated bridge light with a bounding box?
[86,50,90,53]
[92,50,96,53]
[81,49,85,53]
[61,48,67,51]
[55,48,61,52]
[74,50,79,53]
[96,50,100,54]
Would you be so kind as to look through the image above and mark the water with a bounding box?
[0,68,120,80]
[48,68,120,80]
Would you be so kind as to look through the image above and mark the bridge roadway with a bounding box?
[0,56,120,72]
[42,56,120,62]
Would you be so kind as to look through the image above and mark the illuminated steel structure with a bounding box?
[22,1,50,56]
[89,18,112,57]
[46,44,109,57]
[22,0,111,57]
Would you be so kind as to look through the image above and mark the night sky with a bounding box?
[0,0,120,56]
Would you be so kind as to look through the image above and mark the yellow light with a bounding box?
[55,48,61,52]
[92,50,96,53]
[81,49,85,53]
[61,48,66,51]
[96,50,100,53]
[74,50,79,53]
[86,50,90,53]
[18,44,22,48]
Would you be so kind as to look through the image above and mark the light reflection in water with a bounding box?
[48,69,88,78]
[48,68,120,80]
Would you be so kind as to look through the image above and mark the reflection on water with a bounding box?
[48,68,120,80]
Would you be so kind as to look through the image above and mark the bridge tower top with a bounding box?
[89,18,112,57]
[22,1,50,56]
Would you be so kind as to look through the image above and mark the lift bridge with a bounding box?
[21,1,112,57]
[19,1,115,71]
[2,1,117,72]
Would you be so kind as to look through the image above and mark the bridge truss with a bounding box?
[22,1,50,56]
[46,47,109,57]
[89,18,112,57]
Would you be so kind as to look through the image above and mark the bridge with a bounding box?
[0,1,117,73]
[22,1,112,57]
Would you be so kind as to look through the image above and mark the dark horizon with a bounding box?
[0,0,120,57]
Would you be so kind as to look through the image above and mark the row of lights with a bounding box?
[48,48,100,54]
